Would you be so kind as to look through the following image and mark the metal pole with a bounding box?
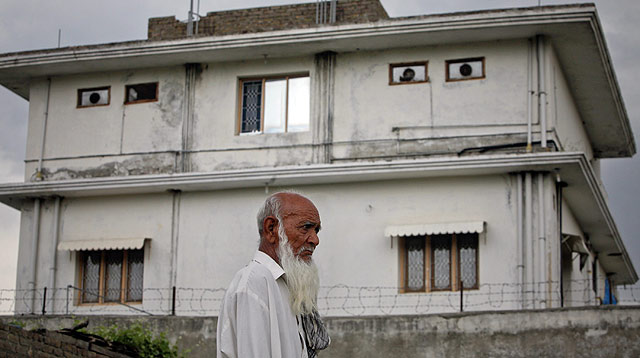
[187,0,194,36]
[172,286,177,316]
[42,287,47,315]
[460,277,463,312]
[66,285,70,315]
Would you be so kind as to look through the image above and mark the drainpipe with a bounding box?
[538,173,546,308]
[524,172,533,308]
[516,173,524,309]
[29,198,42,313]
[48,196,62,311]
[36,78,52,180]
[536,35,547,148]
[169,190,182,307]
[527,39,534,152]
[556,174,566,307]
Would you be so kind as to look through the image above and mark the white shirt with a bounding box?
[217,251,308,358]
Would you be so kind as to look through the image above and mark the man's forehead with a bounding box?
[277,193,320,219]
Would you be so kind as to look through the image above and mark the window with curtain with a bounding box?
[79,249,144,304]
[401,233,478,292]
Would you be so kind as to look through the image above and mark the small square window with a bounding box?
[446,57,485,82]
[79,249,144,304]
[238,75,310,134]
[400,233,479,293]
[125,82,159,104]
[389,62,428,85]
[77,87,110,108]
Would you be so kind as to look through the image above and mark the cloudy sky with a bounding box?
[0,0,639,296]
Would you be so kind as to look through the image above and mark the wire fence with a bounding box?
[1,279,638,317]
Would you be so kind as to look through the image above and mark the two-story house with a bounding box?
[0,0,635,316]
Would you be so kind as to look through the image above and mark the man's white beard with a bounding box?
[277,223,319,316]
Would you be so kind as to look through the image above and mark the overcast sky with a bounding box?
[0,0,639,295]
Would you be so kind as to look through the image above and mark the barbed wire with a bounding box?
[1,279,637,316]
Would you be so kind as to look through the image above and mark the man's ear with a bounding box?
[263,216,279,244]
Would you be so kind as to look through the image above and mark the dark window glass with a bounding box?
[125,83,158,104]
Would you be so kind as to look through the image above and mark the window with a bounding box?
[77,86,110,108]
[79,249,144,304]
[446,57,485,82]
[389,62,428,85]
[400,233,478,292]
[125,82,158,104]
[238,75,310,134]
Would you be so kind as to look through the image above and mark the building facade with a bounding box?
[0,0,635,316]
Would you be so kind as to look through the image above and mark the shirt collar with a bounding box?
[254,250,285,281]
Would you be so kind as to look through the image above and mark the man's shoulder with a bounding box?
[227,259,278,295]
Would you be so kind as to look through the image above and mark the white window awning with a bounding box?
[57,238,149,251]
[384,221,485,237]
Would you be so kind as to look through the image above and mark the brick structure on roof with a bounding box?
[148,0,389,41]
[0,322,134,358]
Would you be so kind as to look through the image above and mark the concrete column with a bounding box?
[180,63,201,172]
[312,51,336,164]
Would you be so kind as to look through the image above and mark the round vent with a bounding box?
[400,68,416,82]
[89,93,101,104]
[459,64,472,76]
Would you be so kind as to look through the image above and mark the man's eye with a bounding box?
[301,223,317,231]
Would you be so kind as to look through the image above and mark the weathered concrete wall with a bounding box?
[16,175,526,316]
[191,56,315,172]
[25,66,185,181]
[332,39,532,161]
[3,306,640,358]
[548,45,593,160]
[23,39,552,179]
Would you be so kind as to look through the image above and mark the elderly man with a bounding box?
[217,192,330,358]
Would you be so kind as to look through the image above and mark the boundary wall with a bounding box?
[2,306,639,357]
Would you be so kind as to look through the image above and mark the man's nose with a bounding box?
[307,231,319,247]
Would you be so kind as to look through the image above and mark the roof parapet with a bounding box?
[148,0,389,41]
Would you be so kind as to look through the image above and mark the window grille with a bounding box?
[79,249,144,304]
[432,235,452,290]
[238,75,310,134]
[458,234,478,289]
[406,236,425,291]
[400,233,479,293]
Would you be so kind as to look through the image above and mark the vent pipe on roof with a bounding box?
[187,0,194,36]
[316,0,337,24]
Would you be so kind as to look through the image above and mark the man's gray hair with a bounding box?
[257,190,305,239]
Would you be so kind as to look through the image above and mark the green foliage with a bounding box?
[91,323,189,358]
[7,320,26,328]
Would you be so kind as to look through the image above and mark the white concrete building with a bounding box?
[0,0,635,316]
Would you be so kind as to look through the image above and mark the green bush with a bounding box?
[91,323,188,358]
